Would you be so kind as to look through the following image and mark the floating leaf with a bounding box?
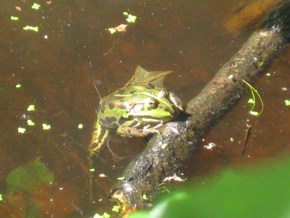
[23,26,39,32]
[107,28,117,34]
[6,158,54,192]
[27,119,35,126]
[285,99,290,106]
[15,83,21,88]
[18,127,26,134]
[42,123,51,130]
[31,3,41,10]
[27,105,35,111]
[114,24,128,32]
[10,16,19,21]
[78,123,84,129]
[123,12,137,23]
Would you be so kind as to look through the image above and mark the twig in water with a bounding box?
[103,40,116,56]
[241,124,252,155]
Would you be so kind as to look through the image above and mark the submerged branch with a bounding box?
[111,2,290,215]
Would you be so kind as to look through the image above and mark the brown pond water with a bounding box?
[0,0,289,217]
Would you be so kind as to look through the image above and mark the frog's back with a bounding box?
[97,85,161,130]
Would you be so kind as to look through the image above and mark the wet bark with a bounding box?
[111,2,290,215]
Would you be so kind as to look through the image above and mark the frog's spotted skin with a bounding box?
[88,66,182,158]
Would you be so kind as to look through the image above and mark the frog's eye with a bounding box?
[144,98,158,109]
[132,104,144,113]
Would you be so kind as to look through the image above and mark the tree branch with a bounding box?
[111,2,290,215]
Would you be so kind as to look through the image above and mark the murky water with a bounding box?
[0,0,289,217]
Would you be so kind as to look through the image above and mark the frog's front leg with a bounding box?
[88,120,110,158]
[117,120,162,137]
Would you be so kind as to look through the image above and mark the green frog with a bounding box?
[88,66,182,158]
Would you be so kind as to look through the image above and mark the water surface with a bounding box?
[0,0,289,217]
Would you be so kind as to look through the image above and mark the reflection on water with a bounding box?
[0,0,289,217]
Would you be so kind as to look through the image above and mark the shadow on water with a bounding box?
[0,0,289,217]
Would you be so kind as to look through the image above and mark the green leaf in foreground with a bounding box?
[130,156,290,218]
[6,158,54,192]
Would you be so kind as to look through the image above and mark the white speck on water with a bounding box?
[204,142,216,150]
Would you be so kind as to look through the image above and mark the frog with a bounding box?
[88,66,183,158]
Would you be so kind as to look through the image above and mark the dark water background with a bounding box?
[0,0,289,217]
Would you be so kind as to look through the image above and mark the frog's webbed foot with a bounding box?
[143,122,163,135]
[117,121,163,137]
[118,126,151,137]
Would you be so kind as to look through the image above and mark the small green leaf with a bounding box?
[23,26,39,32]
[27,119,35,126]
[6,158,54,192]
[42,123,51,130]
[27,104,35,111]
[107,27,116,34]
[10,16,19,21]
[285,99,290,106]
[123,12,137,23]
[15,83,21,88]
[0,194,3,201]
[31,3,41,10]
[126,15,137,23]
[18,127,26,134]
